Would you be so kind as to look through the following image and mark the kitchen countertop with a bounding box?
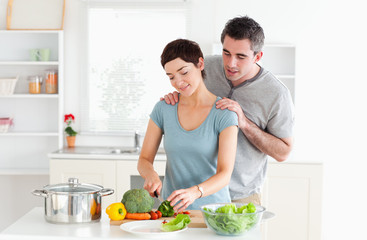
[0,207,261,240]
[48,146,323,164]
[48,146,167,161]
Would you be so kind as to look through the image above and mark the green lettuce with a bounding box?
[237,202,256,214]
[160,214,191,232]
[203,203,258,235]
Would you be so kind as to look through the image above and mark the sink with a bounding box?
[54,131,149,155]
[55,147,140,155]
[110,148,139,154]
[55,146,165,155]
[109,147,166,154]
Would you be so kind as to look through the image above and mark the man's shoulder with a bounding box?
[259,69,291,94]
[204,55,222,66]
[251,69,293,108]
[204,55,224,80]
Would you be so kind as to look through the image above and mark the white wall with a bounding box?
[1,0,367,239]
[0,175,49,231]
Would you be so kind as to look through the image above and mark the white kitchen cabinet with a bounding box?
[0,30,64,174]
[261,162,323,240]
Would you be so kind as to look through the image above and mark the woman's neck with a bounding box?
[179,81,216,107]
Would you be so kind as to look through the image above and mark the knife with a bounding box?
[154,190,164,204]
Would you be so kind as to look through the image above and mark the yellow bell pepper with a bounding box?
[106,202,127,221]
[90,198,97,215]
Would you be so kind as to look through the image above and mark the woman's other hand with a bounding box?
[166,186,201,212]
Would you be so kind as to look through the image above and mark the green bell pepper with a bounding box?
[158,200,175,217]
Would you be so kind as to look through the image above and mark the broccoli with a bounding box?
[121,189,155,213]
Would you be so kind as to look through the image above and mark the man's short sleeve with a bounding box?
[267,90,295,138]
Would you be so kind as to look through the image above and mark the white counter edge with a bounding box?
[48,153,167,161]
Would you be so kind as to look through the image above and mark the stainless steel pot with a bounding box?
[32,178,114,224]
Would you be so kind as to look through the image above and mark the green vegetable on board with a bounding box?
[203,203,257,235]
[121,189,154,213]
[161,214,191,232]
[157,200,175,217]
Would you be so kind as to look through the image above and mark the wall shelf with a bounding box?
[0,94,59,99]
[0,61,59,65]
[0,132,59,137]
[0,30,64,174]
[0,30,61,34]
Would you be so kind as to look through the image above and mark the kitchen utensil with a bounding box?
[32,177,114,224]
[154,190,164,204]
[110,209,206,228]
[200,203,266,236]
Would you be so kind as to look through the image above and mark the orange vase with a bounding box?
[66,136,76,148]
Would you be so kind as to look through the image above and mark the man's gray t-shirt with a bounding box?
[204,55,295,200]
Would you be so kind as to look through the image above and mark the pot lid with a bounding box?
[43,178,104,194]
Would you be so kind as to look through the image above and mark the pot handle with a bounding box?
[31,189,49,198]
[100,188,114,197]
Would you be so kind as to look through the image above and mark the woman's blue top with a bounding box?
[150,97,238,209]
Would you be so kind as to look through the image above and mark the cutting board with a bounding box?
[110,210,207,228]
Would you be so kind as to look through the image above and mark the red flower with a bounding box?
[64,114,75,123]
[64,113,77,136]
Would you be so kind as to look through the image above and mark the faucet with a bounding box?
[134,131,141,152]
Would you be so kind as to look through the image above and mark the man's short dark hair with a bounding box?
[220,16,265,54]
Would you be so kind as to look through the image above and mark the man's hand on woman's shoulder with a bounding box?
[160,91,179,105]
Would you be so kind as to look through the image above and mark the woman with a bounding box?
[138,39,238,211]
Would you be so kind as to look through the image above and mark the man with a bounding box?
[162,16,294,205]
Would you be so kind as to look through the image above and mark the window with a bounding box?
[81,2,188,134]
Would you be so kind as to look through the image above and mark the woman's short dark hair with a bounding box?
[220,16,265,54]
[161,39,206,79]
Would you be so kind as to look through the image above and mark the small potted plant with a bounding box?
[64,114,77,147]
